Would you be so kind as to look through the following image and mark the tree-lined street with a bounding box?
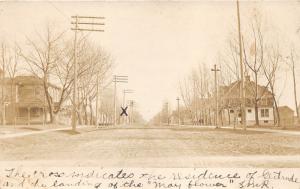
[0,1,300,174]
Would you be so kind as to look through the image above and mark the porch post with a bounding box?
[27,107,30,126]
[14,106,18,127]
[43,106,45,126]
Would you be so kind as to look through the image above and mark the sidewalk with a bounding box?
[248,127,300,136]
[219,125,300,136]
[159,124,300,136]
[0,125,88,139]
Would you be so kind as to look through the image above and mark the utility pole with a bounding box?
[176,97,180,126]
[193,77,197,125]
[43,75,47,127]
[123,89,134,124]
[71,15,105,131]
[123,89,134,107]
[211,64,220,128]
[1,44,5,126]
[159,111,162,126]
[113,75,128,126]
[236,0,246,130]
[95,73,100,127]
[166,102,169,126]
[129,100,134,125]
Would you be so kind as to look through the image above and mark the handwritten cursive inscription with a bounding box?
[0,168,299,189]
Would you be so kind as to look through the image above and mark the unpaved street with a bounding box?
[0,125,300,167]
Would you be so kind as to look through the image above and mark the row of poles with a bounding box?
[113,76,135,126]
[203,0,245,130]
[70,0,246,131]
[213,0,246,130]
[168,0,246,129]
[70,15,105,131]
[70,16,135,131]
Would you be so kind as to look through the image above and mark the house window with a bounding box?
[35,87,42,97]
[31,108,40,117]
[246,99,251,105]
[248,109,252,113]
[230,109,234,113]
[261,109,269,117]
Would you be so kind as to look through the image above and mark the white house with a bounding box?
[219,76,274,126]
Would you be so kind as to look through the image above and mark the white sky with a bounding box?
[0,1,299,121]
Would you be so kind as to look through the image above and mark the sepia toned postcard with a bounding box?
[0,0,299,188]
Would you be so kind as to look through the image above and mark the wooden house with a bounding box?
[0,75,60,125]
[218,76,274,126]
[278,106,294,127]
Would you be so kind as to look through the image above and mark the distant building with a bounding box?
[278,106,294,127]
[219,76,274,126]
[296,104,300,125]
[0,75,60,125]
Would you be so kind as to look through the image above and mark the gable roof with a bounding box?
[220,76,272,99]
[16,76,60,89]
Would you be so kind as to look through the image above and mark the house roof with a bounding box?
[219,76,273,99]
[1,75,60,90]
[278,106,294,113]
[15,76,44,85]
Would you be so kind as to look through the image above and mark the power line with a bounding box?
[236,0,246,131]
[46,1,70,22]
[211,64,220,129]
[113,75,128,126]
[71,15,105,131]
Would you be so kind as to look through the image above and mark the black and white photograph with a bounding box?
[0,1,300,188]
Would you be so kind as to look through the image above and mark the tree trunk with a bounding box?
[208,109,211,125]
[227,108,231,125]
[77,106,82,125]
[254,73,260,126]
[254,103,259,126]
[89,101,93,125]
[83,104,88,125]
[273,104,276,125]
[52,113,57,125]
[43,81,53,124]
[273,94,280,127]
[292,61,299,122]
[220,109,224,126]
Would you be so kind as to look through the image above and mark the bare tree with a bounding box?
[2,43,20,125]
[19,25,66,123]
[74,39,113,125]
[196,64,213,125]
[179,77,195,123]
[0,43,8,125]
[221,35,241,82]
[236,10,280,127]
[179,64,214,125]
[262,45,281,127]
[287,49,299,122]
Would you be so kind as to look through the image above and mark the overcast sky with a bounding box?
[0,1,299,121]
